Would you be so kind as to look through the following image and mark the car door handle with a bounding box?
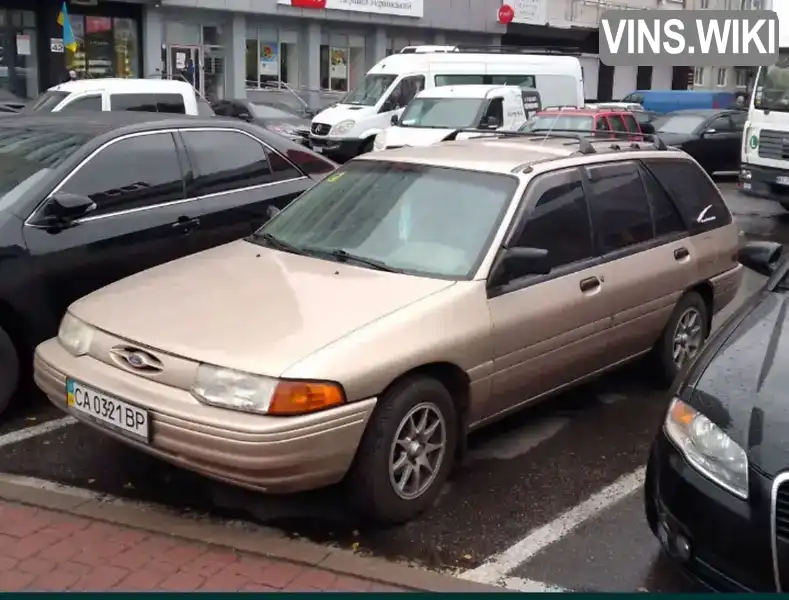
[579,277,601,292]
[674,247,690,260]
[172,216,200,231]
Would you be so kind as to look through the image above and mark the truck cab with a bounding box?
[373,85,541,151]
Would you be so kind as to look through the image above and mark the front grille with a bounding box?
[758,130,789,160]
[311,123,331,136]
[772,474,789,591]
[776,480,789,540]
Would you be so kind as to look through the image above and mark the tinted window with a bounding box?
[595,117,611,131]
[110,93,157,112]
[59,133,184,216]
[730,111,747,129]
[642,159,732,233]
[708,115,732,131]
[622,114,639,132]
[157,94,186,114]
[609,116,627,132]
[182,130,272,196]
[514,169,594,270]
[27,91,69,113]
[282,147,336,177]
[59,95,102,112]
[266,149,301,181]
[638,164,685,237]
[585,161,653,253]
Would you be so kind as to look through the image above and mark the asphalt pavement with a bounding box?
[0,181,781,592]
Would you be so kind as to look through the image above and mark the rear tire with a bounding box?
[651,291,709,388]
[0,325,19,418]
[346,376,457,525]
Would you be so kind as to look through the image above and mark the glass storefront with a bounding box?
[162,23,225,101]
[65,15,139,79]
[0,9,38,100]
[245,26,299,90]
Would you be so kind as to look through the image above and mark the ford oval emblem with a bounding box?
[126,353,145,368]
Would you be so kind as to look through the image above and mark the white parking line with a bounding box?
[459,466,646,585]
[501,577,570,592]
[0,416,76,447]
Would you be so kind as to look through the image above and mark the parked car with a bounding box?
[0,88,27,113]
[23,79,215,116]
[212,98,312,146]
[645,239,789,592]
[650,109,746,174]
[0,112,336,416]
[621,90,738,114]
[34,131,742,524]
[521,107,644,141]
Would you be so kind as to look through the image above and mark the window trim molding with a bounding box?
[24,127,307,227]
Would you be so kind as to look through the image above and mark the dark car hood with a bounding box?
[682,289,789,477]
[654,132,696,146]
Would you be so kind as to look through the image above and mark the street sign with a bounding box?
[50,38,64,53]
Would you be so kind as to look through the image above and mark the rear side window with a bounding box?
[266,149,302,182]
[595,117,611,131]
[281,147,336,178]
[608,115,627,132]
[110,93,157,112]
[638,164,686,237]
[584,161,653,254]
[622,114,639,132]
[157,94,186,114]
[642,159,732,233]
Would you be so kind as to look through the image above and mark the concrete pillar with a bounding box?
[229,12,246,98]
[372,26,387,63]
[307,21,321,91]
[142,6,163,78]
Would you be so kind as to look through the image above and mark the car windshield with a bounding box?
[399,98,484,128]
[340,74,397,106]
[753,50,789,112]
[249,102,300,119]
[521,114,594,132]
[251,161,517,279]
[25,91,69,113]
[0,127,90,210]
[652,114,706,134]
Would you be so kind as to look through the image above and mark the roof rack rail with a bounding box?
[542,105,584,111]
[452,44,582,56]
[438,127,670,153]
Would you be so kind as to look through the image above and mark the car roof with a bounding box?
[357,134,685,175]
[0,112,229,138]
[660,109,730,117]
[416,85,518,99]
[536,109,632,116]
[49,78,194,95]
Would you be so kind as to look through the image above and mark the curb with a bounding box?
[0,473,508,593]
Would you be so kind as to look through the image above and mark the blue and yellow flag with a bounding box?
[57,2,77,52]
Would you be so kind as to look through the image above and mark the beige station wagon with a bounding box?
[34,134,743,524]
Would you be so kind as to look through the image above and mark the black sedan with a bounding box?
[212,99,312,146]
[645,239,789,592]
[0,112,336,416]
[651,109,746,174]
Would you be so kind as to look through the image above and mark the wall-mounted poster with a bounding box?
[260,43,279,76]
[16,34,30,56]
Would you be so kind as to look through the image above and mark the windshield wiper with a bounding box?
[250,232,308,256]
[320,248,403,273]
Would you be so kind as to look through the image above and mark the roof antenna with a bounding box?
[577,137,596,154]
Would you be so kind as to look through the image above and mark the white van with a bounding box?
[308,46,584,161]
[25,79,214,116]
[373,85,541,151]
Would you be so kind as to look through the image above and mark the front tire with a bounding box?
[346,376,457,525]
[651,291,709,388]
[0,325,19,417]
[358,137,375,155]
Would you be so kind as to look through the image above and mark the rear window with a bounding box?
[26,91,69,113]
[526,114,593,132]
[642,158,732,233]
[109,93,187,114]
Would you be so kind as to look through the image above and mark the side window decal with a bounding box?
[697,205,716,224]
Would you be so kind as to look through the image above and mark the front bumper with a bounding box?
[646,430,779,592]
[34,339,376,494]
[739,163,789,204]
[308,136,365,161]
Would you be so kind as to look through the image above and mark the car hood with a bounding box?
[378,126,456,149]
[654,132,696,146]
[312,104,376,126]
[682,289,789,477]
[69,239,455,377]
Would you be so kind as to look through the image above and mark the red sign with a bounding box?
[289,0,327,7]
[498,4,514,24]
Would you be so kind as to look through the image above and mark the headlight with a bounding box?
[191,364,345,416]
[373,132,385,150]
[664,397,749,499]
[57,312,95,356]
[330,120,355,136]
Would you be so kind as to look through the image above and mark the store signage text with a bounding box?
[279,0,423,18]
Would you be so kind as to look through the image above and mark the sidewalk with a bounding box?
[0,501,404,592]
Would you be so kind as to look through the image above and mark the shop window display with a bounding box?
[0,9,39,99]
[66,16,139,80]
[245,28,299,89]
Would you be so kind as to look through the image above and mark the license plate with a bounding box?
[777,176,789,185]
[67,379,149,443]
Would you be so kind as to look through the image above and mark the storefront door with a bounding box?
[167,45,202,95]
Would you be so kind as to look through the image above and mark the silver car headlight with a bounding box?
[330,119,355,136]
[57,312,95,356]
[664,397,749,499]
[191,364,345,416]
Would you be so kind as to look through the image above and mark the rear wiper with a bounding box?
[322,248,403,273]
[251,232,308,256]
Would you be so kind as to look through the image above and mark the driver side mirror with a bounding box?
[491,247,551,285]
[390,114,399,126]
[42,193,96,226]
[703,128,717,137]
[483,116,500,129]
[738,240,782,277]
